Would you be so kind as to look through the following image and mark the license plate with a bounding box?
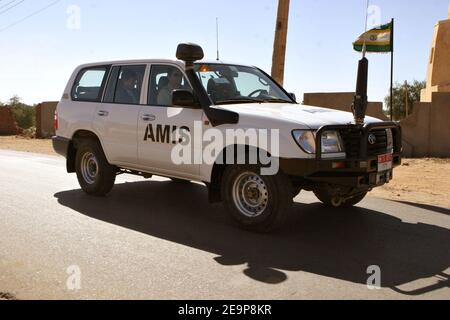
[378,153,393,172]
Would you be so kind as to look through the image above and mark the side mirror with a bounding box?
[289,93,297,102]
[172,90,200,109]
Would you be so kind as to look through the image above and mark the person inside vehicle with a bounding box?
[157,68,184,106]
[116,69,140,104]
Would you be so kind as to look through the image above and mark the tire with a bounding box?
[75,139,116,196]
[314,190,368,208]
[221,165,293,233]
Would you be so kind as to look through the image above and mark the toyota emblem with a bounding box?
[368,134,377,145]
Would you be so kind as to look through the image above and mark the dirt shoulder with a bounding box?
[0,136,56,156]
[370,158,450,209]
[1,136,449,209]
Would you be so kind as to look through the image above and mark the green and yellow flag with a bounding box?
[353,22,393,53]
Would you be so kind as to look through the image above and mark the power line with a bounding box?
[0,0,25,15]
[0,0,20,11]
[0,0,61,33]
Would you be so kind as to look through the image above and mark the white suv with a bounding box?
[53,43,402,232]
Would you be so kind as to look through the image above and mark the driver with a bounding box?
[157,68,184,106]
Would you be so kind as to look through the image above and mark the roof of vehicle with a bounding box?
[76,59,254,70]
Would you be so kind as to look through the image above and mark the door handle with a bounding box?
[98,110,109,117]
[142,114,156,122]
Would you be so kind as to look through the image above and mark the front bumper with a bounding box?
[280,153,402,188]
[281,122,403,188]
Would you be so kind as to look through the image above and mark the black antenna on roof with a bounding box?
[216,17,220,61]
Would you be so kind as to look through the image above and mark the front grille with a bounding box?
[340,128,362,158]
[367,130,388,156]
[339,128,388,158]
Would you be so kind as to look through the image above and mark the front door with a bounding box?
[138,64,203,178]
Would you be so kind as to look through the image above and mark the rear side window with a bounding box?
[71,66,110,102]
[104,65,146,105]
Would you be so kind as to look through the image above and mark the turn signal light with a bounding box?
[332,161,346,169]
[54,111,58,131]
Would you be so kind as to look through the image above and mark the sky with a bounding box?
[0,0,448,106]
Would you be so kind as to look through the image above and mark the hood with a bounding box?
[216,103,383,129]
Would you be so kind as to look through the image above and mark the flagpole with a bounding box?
[390,18,394,121]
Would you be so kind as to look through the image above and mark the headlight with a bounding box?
[321,131,345,154]
[293,130,345,154]
[292,130,316,154]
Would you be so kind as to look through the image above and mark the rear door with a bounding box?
[93,64,147,165]
[64,65,110,141]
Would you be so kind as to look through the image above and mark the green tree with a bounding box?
[8,95,36,129]
[384,80,426,120]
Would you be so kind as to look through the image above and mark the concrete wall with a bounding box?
[303,92,389,121]
[401,92,450,157]
[0,107,19,136]
[401,103,432,157]
[36,102,58,138]
[428,92,450,157]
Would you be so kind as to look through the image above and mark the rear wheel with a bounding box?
[314,189,368,208]
[221,165,292,233]
[75,139,116,196]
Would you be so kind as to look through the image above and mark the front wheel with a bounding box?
[314,190,368,208]
[221,165,292,233]
[75,139,116,196]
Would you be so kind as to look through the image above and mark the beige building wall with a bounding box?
[401,102,431,157]
[428,92,450,157]
[0,107,19,136]
[401,92,450,158]
[421,9,450,102]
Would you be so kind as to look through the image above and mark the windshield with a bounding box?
[194,63,294,105]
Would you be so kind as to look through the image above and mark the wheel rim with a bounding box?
[232,172,269,218]
[80,152,99,185]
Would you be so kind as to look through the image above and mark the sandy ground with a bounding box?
[0,136,55,155]
[370,158,450,209]
[1,136,449,210]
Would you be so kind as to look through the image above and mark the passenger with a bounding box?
[116,70,139,104]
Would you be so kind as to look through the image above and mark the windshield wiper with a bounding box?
[262,98,295,104]
[214,98,264,105]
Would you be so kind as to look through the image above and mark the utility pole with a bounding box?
[271,0,290,86]
[404,80,409,118]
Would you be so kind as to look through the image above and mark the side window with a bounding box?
[148,65,191,106]
[72,67,109,102]
[104,65,146,105]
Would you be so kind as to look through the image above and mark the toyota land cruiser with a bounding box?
[53,43,402,232]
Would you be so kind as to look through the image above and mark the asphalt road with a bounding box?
[0,150,449,300]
